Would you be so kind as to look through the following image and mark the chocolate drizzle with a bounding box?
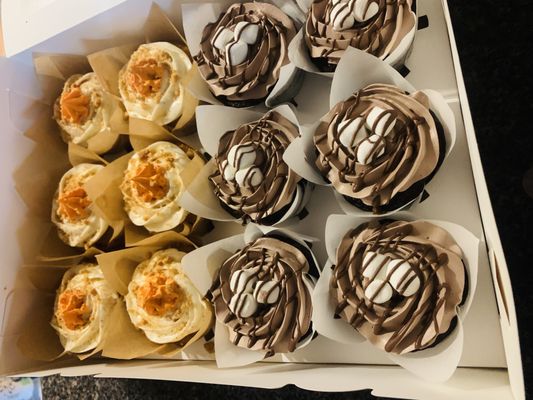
[211,235,314,355]
[314,83,443,214]
[195,2,296,105]
[330,220,466,354]
[305,0,416,70]
[210,111,306,224]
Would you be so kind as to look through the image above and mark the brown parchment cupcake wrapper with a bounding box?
[82,128,208,246]
[16,264,121,361]
[14,115,117,262]
[31,53,126,155]
[95,231,213,359]
[87,3,198,136]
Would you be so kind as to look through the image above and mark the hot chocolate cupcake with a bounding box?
[54,72,123,154]
[125,249,213,345]
[330,219,466,354]
[305,0,416,71]
[52,164,109,249]
[118,42,196,127]
[314,83,445,214]
[195,3,296,107]
[120,141,201,233]
[211,234,315,356]
[210,111,310,225]
[51,263,119,354]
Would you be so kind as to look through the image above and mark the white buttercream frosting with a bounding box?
[118,42,192,126]
[120,141,193,232]
[51,263,119,354]
[125,249,212,344]
[54,73,116,149]
[51,163,109,248]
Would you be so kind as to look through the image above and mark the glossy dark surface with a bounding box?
[42,1,533,398]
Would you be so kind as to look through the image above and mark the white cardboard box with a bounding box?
[0,0,525,399]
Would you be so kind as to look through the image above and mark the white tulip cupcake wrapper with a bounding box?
[283,47,457,217]
[311,213,479,382]
[181,2,304,108]
[179,103,312,226]
[269,0,313,28]
[181,224,318,368]
[287,3,418,77]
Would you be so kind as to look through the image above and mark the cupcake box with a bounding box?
[0,0,524,399]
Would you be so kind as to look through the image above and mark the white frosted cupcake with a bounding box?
[120,141,199,232]
[125,249,213,344]
[118,42,195,126]
[54,72,123,154]
[51,163,109,248]
[51,263,119,354]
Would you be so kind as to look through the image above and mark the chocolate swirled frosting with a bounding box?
[195,3,296,107]
[210,111,309,224]
[331,220,466,354]
[305,0,416,71]
[211,234,315,355]
[314,83,445,214]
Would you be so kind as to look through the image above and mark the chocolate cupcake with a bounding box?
[314,83,446,214]
[210,111,311,225]
[305,0,416,72]
[54,72,123,154]
[330,219,466,354]
[211,234,316,356]
[118,42,196,127]
[51,164,109,249]
[195,3,296,107]
[51,263,119,354]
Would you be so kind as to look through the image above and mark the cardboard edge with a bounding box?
[440,1,525,399]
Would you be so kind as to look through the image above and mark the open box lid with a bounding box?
[0,0,127,57]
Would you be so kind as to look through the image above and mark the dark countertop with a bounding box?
[41,1,533,399]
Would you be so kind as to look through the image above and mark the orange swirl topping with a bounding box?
[57,289,91,330]
[127,59,164,97]
[57,187,92,222]
[131,162,169,202]
[137,272,185,316]
[60,87,90,124]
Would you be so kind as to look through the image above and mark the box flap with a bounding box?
[0,0,127,57]
[440,1,525,399]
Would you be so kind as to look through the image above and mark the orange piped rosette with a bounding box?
[127,59,165,97]
[136,272,185,317]
[130,162,170,203]
[56,289,91,330]
[60,87,90,124]
[57,187,92,222]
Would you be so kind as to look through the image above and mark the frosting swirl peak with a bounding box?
[52,163,109,248]
[210,111,307,224]
[305,0,416,70]
[51,263,119,354]
[330,220,466,354]
[314,83,444,213]
[195,3,296,106]
[211,235,315,355]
